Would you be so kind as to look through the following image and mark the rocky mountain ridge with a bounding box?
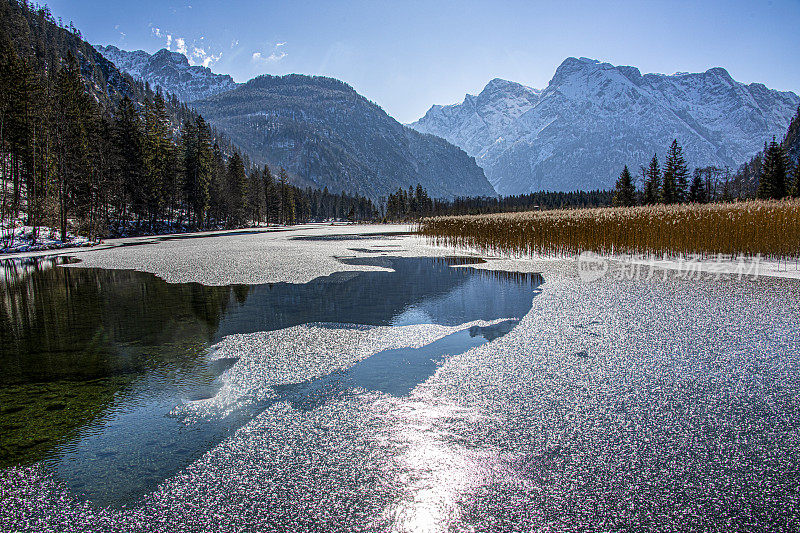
[411,57,800,194]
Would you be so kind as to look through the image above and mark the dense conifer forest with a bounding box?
[0,0,378,250]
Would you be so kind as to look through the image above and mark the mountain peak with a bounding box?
[475,78,541,102]
[97,45,236,102]
[411,58,800,195]
[705,66,734,82]
[484,78,514,89]
[558,57,602,70]
[549,56,605,86]
[152,48,189,65]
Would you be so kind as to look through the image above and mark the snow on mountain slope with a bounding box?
[410,57,800,195]
[96,45,237,102]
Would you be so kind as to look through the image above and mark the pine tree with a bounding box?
[613,165,636,207]
[226,151,248,227]
[113,96,144,227]
[757,137,789,199]
[180,117,198,224]
[16,56,43,233]
[662,140,688,204]
[194,116,213,226]
[262,164,279,224]
[0,38,41,220]
[52,54,90,241]
[688,169,707,203]
[84,106,113,240]
[142,91,174,229]
[278,168,295,225]
[207,142,226,226]
[247,167,266,224]
[643,153,661,204]
[792,156,800,198]
[180,115,213,227]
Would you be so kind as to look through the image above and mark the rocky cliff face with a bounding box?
[411,57,800,194]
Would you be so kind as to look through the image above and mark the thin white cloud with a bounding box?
[191,46,222,68]
[202,54,222,68]
[252,42,288,65]
[153,25,222,69]
[174,37,188,56]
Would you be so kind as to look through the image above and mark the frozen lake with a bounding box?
[2,224,800,531]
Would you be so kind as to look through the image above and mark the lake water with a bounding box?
[0,256,541,507]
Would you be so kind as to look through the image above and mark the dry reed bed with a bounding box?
[418,200,800,260]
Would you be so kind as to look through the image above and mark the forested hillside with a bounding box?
[784,106,800,164]
[192,74,496,200]
[0,0,377,251]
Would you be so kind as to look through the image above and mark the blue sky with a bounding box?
[46,0,800,123]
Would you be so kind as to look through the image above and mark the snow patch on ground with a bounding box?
[0,221,93,254]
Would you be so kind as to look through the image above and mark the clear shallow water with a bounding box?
[0,256,540,506]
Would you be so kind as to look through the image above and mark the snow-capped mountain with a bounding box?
[95,46,494,199]
[96,45,237,102]
[410,57,800,195]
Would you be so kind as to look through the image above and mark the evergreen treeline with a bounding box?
[0,0,377,248]
[709,106,800,202]
[614,127,800,207]
[384,185,615,220]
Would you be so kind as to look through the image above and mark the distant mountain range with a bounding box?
[98,47,799,198]
[410,58,800,195]
[96,45,237,102]
[97,47,494,200]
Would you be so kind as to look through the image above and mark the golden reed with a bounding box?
[418,200,800,259]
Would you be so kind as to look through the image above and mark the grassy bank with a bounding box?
[418,200,800,259]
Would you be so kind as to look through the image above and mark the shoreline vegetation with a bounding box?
[417,199,800,261]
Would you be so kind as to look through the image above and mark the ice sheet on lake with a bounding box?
[176,320,507,421]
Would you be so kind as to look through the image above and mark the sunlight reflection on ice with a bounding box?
[375,397,496,532]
